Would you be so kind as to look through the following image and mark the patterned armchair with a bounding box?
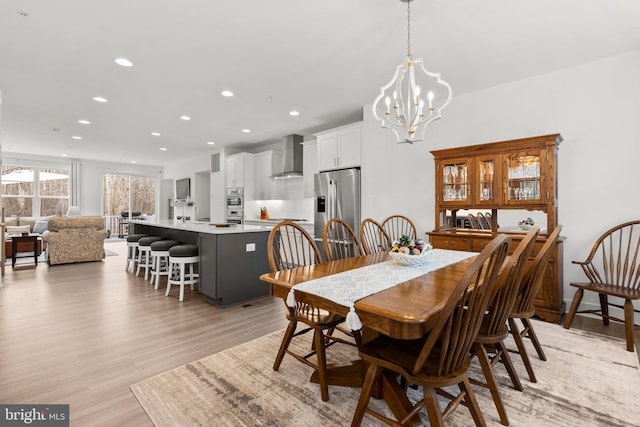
[43,216,107,265]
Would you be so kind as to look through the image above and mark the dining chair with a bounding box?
[323,218,362,261]
[351,234,511,427]
[381,214,417,242]
[267,221,347,401]
[468,213,482,230]
[471,227,539,426]
[477,212,491,230]
[508,225,562,383]
[564,220,640,352]
[359,218,392,255]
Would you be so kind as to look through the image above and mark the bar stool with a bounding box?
[149,240,180,290]
[166,244,199,302]
[136,236,163,280]
[125,234,148,273]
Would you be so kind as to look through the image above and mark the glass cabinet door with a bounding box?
[504,150,546,204]
[440,158,470,205]
[475,155,500,205]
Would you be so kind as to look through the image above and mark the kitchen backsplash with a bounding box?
[245,198,314,221]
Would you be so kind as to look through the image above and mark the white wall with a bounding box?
[362,49,640,320]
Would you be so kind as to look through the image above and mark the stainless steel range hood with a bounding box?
[271,134,304,179]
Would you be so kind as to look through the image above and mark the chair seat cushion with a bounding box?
[169,244,198,257]
[138,236,164,246]
[150,240,180,251]
[126,234,148,243]
[570,282,640,299]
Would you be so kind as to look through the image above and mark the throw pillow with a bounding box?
[6,225,31,235]
[32,220,49,234]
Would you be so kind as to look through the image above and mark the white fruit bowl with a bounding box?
[388,250,431,266]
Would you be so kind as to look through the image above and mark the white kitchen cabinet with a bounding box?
[302,140,318,198]
[253,150,283,200]
[225,152,254,197]
[315,123,362,171]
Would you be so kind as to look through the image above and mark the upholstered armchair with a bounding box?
[43,216,107,265]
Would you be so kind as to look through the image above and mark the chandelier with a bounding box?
[372,0,452,144]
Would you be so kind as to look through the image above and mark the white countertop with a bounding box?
[130,219,272,234]
[244,218,314,227]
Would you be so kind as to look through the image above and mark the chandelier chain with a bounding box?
[407,0,412,58]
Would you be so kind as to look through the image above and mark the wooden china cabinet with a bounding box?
[427,134,565,323]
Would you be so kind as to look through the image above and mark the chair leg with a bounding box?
[135,251,143,276]
[474,343,509,425]
[522,318,546,361]
[624,299,635,352]
[496,341,523,392]
[351,363,379,427]
[424,386,445,427]
[179,264,185,302]
[165,262,174,297]
[273,320,297,371]
[599,293,610,326]
[460,377,487,427]
[508,317,537,383]
[313,328,330,402]
[563,288,583,329]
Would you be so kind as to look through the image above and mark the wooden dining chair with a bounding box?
[359,218,392,255]
[471,227,539,426]
[477,212,491,230]
[381,214,417,242]
[267,221,346,402]
[564,220,640,352]
[508,225,562,383]
[352,234,511,427]
[468,213,482,230]
[323,218,362,261]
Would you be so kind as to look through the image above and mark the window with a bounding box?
[1,165,69,217]
[103,174,156,235]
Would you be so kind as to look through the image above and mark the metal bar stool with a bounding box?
[165,244,199,302]
[149,240,180,289]
[136,236,163,280]
[125,234,148,273]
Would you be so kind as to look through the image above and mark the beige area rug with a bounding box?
[131,320,640,426]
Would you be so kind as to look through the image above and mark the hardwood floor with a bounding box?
[0,241,288,426]
[0,242,637,426]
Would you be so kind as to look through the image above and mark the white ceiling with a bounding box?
[1,0,639,166]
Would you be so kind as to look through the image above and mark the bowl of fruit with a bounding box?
[388,235,433,266]
[518,217,535,231]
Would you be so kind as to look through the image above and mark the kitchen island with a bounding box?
[130,220,273,306]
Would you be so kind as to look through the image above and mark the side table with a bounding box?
[10,234,41,268]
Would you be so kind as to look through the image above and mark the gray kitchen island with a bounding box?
[130,220,273,307]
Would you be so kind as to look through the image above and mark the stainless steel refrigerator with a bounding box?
[314,168,361,241]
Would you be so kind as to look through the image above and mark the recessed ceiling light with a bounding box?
[93,96,108,103]
[115,58,133,67]
[60,153,68,157]
[289,110,300,116]
[78,119,91,125]
[151,132,161,136]
[180,115,191,121]
[242,129,251,133]
[207,141,215,145]
[160,147,168,151]
[130,160,137,164]
[72,136,82,140]
[221,90,234,97]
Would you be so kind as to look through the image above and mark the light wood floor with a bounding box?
[0,242,637,426]
[0,241,289,426]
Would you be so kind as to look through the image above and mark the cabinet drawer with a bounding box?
[471,239,494,252]
[429,236,471,251]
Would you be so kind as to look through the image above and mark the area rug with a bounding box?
[130,320,640,426]
[104,248,118,257]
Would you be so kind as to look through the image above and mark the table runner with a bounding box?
[286,249,476,331]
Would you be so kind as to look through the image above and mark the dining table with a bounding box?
[259,248,478,424]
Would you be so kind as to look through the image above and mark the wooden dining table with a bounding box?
[259,251,478,424]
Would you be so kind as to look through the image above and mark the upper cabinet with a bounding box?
[431,134,561,232]
[253,150,283,200]
[302,140,318,198]
[315,123,362,171]
[225,152,254,197]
